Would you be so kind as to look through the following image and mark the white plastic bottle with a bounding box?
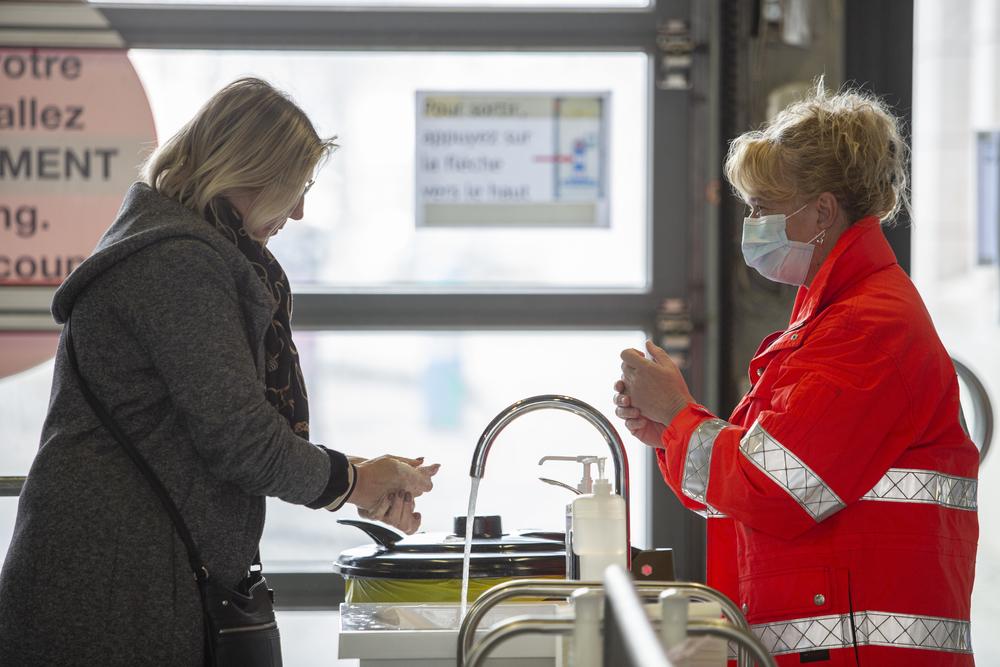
[569,459,627,581]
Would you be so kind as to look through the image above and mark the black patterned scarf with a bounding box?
[209,201,310,440]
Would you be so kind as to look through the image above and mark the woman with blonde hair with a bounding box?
[616,84,978,666]
[0,78,438,665]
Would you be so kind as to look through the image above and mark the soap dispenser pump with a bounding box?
[538,455,627,580]
[538,455,599,494]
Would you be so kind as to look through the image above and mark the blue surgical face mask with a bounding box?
[741,203,824,286]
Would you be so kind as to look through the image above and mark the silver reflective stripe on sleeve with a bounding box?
[752,611,973,656]
[694,504,728,519]
[862,468,978,511]
[705,504,727,518]
[682,418,730,503]
[739,420,845,521]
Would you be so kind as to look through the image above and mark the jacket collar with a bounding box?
[789,216,898,327]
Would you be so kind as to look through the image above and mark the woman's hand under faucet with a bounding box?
[348,455,440,534]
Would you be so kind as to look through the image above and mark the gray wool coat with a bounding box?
[0,183,349,666]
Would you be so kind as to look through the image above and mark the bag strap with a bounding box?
[64,317,209,582]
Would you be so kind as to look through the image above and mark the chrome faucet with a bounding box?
[469,394,631,563]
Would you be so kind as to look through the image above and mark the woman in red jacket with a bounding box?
[615,85,979,666]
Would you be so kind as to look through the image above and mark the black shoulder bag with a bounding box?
[64,318,282,667]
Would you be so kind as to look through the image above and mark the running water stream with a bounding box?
[459,476,480,620]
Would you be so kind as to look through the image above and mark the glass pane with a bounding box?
[261,330,649,569]
[0,358,55,476]
[975,132,1000,266]
[0,331,647,569]
[127,50,649,291]
[0,352,53,567]
[0,499,18,568]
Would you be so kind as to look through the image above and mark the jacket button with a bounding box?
[813,594,825,606]
[741,603,748,614]
[756,368,763,377]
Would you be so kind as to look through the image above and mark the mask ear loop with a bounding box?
[790,201,825,246]
[786,202,810,219]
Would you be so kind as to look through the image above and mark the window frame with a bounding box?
[2,0,717,608]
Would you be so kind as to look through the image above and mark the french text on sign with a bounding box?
[0,98,85,131]
[415,91,609,227]
[0,205,44,238]
[0,255,84,282]
[0,147,118,181]
[0,53,81,79]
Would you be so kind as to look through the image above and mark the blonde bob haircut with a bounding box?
[143,77,336,234]
[723,80,909,224]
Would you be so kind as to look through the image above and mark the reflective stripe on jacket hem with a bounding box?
[752,610,973,656]
[739,420,846,521]
[682,418,730,503]
[862,468,978,511]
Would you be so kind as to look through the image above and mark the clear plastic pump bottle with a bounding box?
[570,457,627,580]
[538,455,627,580]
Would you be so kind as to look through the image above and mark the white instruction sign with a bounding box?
[415,91,609,227]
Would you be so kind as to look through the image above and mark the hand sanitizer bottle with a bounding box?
[569,458,626,580]
[537,455,628,580]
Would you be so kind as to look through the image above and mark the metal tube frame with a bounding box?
[458,576,752,666]
[954,357,994,461]
[687,618,776,667]
[95,3,666,53]
[465,617,577,667]
[461,570,775,667]
[463,614,778,667]
[459,579,602,664]
[602,565,675,667]
[0,477,25,497]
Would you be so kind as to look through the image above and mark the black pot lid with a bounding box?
[335,516,566,580]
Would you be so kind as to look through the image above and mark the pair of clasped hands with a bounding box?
[347,455,440,535]
[614,341,696,449]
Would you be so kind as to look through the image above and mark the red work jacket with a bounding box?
[657,218,979,666]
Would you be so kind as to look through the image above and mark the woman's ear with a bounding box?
[226,192,253,221]
[815,192,840,229]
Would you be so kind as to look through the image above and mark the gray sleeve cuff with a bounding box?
[324,463,357,512]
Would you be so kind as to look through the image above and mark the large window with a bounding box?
[119,49,657,564]
[262,330,649,568]
[2,0,707,616]
[128,50,650,290]
[0,331,652,568]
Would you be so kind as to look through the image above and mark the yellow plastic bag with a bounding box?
[344,575,561,604]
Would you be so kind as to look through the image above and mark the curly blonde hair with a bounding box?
[142,77,336,234]
[723,79,909,223]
